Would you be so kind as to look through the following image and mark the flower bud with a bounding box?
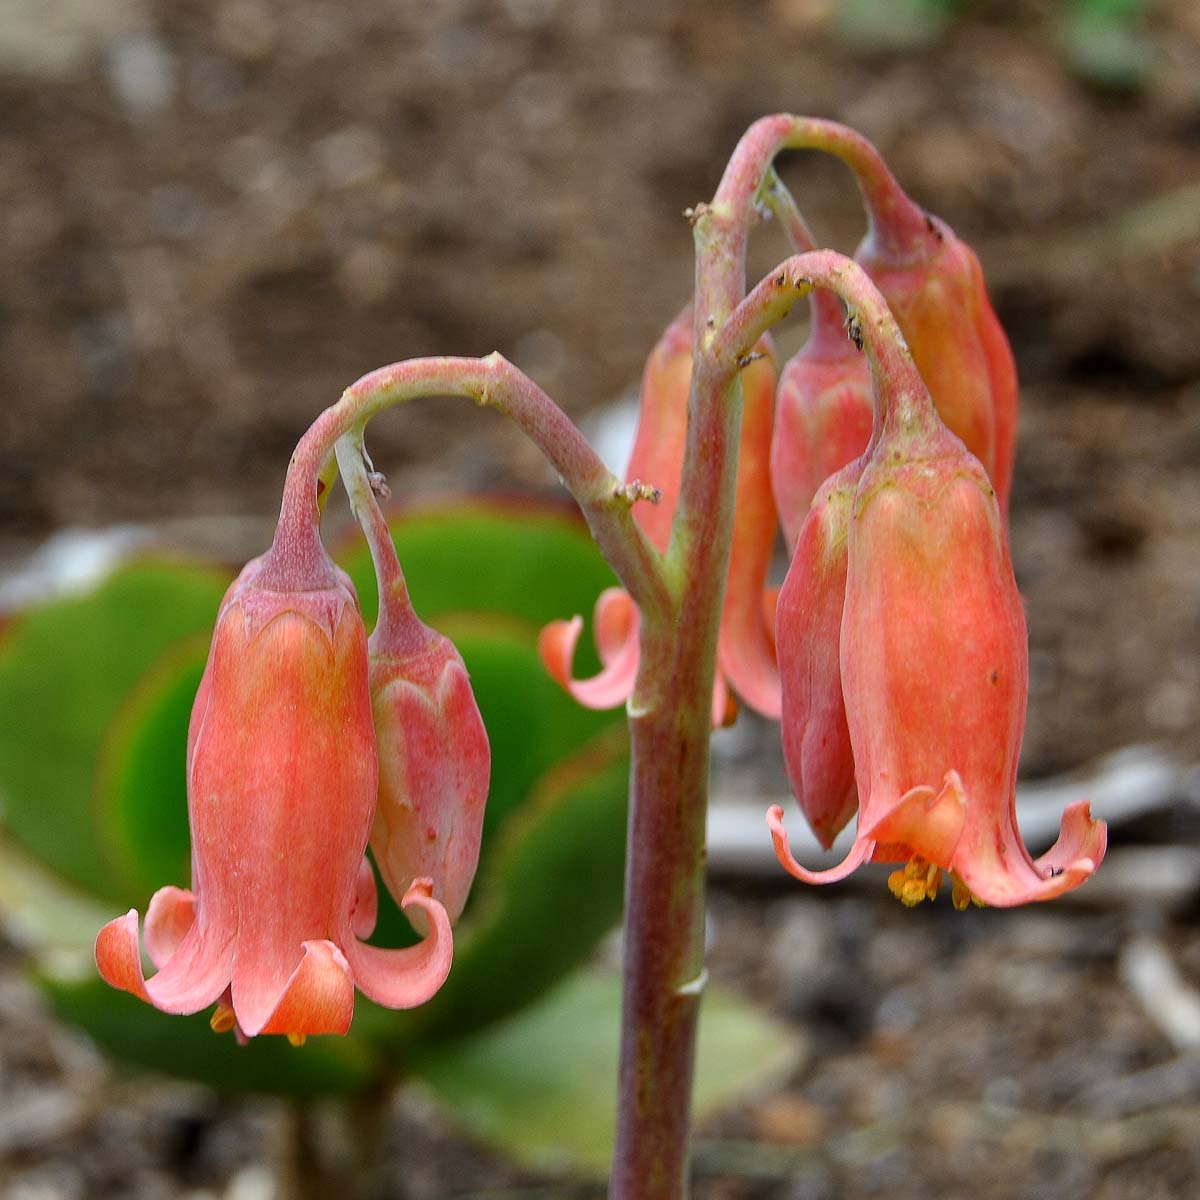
[96,549,453,1039]
[770,291,873,550]
[368,593,490,934]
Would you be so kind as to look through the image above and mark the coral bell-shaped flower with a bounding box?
[540,308,781,724]
[769,382,1106,906]
[95,549,453,1039]
[855,192,1018,517]
[367,569,490,935]
[770,289,873,551]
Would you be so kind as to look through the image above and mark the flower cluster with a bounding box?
[96,516,489,1039]
[543,129,1104,907]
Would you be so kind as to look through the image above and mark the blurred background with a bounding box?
[2,0,1200,1197]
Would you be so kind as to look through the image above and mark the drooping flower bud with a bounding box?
[541,308,781,724]
[770,390,1105,906]
[856,200,1018,517]
[776,457,862,850]
[368,578,490,934]
[95,549,453,1039]
[770,289,873,550]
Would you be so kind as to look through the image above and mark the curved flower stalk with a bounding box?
[540,309,782,724]
[741,252,1106,907]
[736,116,1018,515]
[335,434,490,933]
[95,549,453,1039]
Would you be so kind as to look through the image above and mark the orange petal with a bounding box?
[863,771,968,869]
[344,878,453,1009]
[95,910,151,1002]
[255,940,356,1038]
[766,805,873,884]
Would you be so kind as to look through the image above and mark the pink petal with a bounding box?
[144,920,235,1015]
[863,771,968,869]
[350,858,378,940]
[97,907,234,1016]
[538,601,641,711]
[144,887,197,970]
[592,588,638,664]
[952,799,1107,908]
[1035,800,1108,876]
[718,624,781,721]
[95,911,151,1002]
[344,879,453,1009]
[254,940,356,1038]
[766,805,874,884]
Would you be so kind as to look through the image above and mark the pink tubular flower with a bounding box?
[770,288,873,552]
[769,378,1105,907]
[95,552,452,1039]
[368,582,490,935]
[540,308,781,724]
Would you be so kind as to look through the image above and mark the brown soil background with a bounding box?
[2,0,1200,1197]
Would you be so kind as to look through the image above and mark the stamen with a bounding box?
[210,1003,237,1034]
[287,1032,308,1048]
[950,872,986,911]
[887,856,943,907]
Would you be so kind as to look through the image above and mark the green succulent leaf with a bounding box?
[412,968,805,1175]
[0,561,228,898]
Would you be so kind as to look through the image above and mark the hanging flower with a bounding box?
[769,409,1105,907]
[95,552,453,1039]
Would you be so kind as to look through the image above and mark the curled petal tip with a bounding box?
[345,880,454,1010]
[256,940,355,1039]
[95,910,151,1002]
[537,598,640,711]
[766,805,873,885]
[143,887,197,970]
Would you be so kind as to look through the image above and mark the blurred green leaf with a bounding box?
[94,639,206,903]
[0,838,116,975]
[413,969,805,1175]
[0,561,228,898]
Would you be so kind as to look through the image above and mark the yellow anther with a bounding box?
[887,856,943,907]
[210,1003,237,1034]
[287,1032,308,1048]
[950,873,986,911]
